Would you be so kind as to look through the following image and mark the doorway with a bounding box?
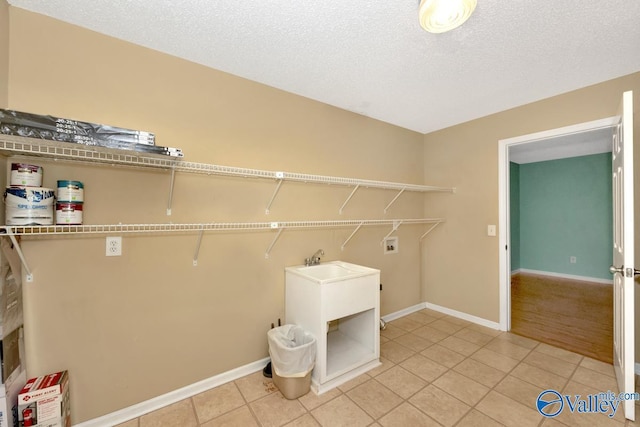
[498,117,617,333]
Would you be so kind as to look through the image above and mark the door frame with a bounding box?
[497,117,617,330]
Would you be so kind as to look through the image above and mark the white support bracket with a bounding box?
[419,222,441,240]
[341,221,364,251]
[6,231,33,282]
[339,185,360,214]
[193,227,205,266]
[380,220,402,246]
[265,222,283,259]
[167,166,176,216]
[265,173,285,214]
[383,188,406,214]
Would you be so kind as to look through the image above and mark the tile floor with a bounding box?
[115,309,640,426]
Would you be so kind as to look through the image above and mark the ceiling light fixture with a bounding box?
[418,0,477,33]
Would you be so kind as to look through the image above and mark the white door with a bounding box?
[610,90,635,421]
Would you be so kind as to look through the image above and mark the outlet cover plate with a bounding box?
[106,236,122,256]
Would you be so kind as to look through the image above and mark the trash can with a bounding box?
[267,324,316,399]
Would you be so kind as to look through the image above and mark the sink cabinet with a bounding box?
[285,261,380,394]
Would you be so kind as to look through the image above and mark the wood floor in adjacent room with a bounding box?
[510,272,613,364]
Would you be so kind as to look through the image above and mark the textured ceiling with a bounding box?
[7,0,640,134]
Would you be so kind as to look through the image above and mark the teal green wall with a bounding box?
[518,153,612,280]
[509,162,520,271]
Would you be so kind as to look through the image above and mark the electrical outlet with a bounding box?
[106,236,122,256]
[570,256,577,264]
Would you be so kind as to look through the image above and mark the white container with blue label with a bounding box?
[57,180,84,203]
[4,187,55,225]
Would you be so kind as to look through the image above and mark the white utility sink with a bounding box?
[285,261,380,395]
[287,261,378,283]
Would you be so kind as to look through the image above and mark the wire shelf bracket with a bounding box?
[265,223,283,259]
[265,173,285,214]
[420,222,441,240]
[339,185,360,214]
[167,166,176,216]
[193,227,205,266]
[380,221,403,246]
[383,188,406,214]
[4,230,33,282]
[341,221,364,251]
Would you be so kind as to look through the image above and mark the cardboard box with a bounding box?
[18,371,69,427]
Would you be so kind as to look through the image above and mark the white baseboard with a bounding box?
[424,302,502,331]
[75,357,270,427]
[381,301,501,331]
[77,301,501,425]
[381,302,427,323]
[517,269,612,285]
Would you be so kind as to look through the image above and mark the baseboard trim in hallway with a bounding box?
[516,268,613,285]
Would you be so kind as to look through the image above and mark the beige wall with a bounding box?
[6,4,640,423]
[421,72,640,320]
[0,0,8,108]
[7,8,428,423]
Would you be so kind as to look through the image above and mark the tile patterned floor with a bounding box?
[115,309,640,426]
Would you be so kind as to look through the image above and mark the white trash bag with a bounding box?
[268,324,316,378]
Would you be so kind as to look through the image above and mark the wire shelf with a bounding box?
[0,135,451,280]
[1,218,444,236]
[0,134,454,193]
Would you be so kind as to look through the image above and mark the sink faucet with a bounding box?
[305,249,324,266]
